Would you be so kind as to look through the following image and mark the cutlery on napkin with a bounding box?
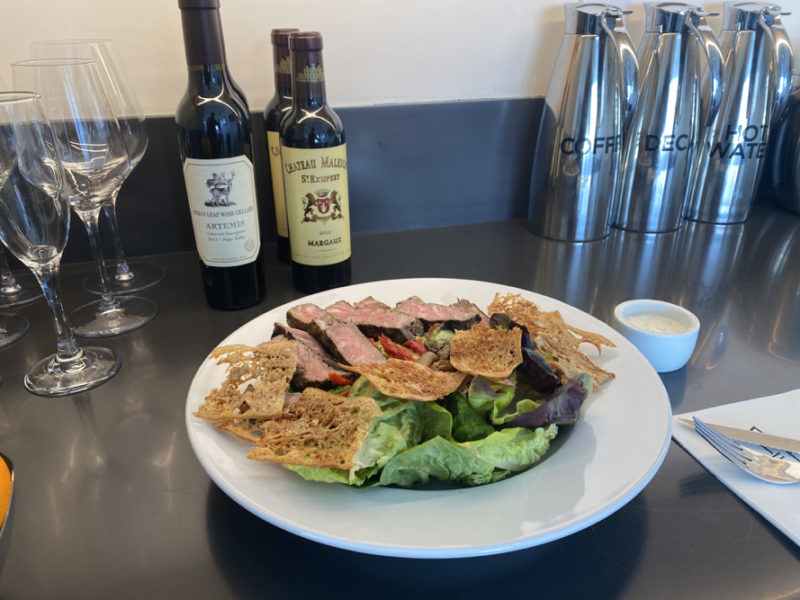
[678,417,800,454]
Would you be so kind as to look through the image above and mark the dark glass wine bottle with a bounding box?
[176,0,265,310]
[280,31,352,293]
[264,28,298,264]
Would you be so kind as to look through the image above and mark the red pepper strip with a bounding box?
[427,322,442,335]
[378,334,416,361]
[328,372,353,386]
[403,339,427,355]
[338,388,350,397]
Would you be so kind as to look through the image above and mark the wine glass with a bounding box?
[11,58,157,337]
[0,91,119,395]
[31,39,165,296]
[0,71,42,314]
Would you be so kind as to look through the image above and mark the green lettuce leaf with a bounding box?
[441,391,495,442]
[378,424,558,488]
[378,436,497,487]
[468,374,543,426]
[417,401,455,441]
[463,424,557,471]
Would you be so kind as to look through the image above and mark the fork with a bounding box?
[693,417,800,485]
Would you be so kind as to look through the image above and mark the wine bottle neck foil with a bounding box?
[271,28,297,97]
[289,32,326,103]
[179,4,226,66]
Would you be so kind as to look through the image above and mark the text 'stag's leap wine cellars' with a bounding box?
[280,31,352,294]
[264,28,298,264]
[175,0,265,310]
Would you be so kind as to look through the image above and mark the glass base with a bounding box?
[24,346,120,396]
[0,312,30,350]
[82,261,165,296]
[71,295,157,338]
[0,271,43,309]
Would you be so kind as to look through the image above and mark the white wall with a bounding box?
[1,1,799,117]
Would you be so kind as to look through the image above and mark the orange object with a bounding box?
[0,454,12,530]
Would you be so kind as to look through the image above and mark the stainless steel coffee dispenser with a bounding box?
[614,3,724,232]
[527,3,638,241]
[684,2,793,224]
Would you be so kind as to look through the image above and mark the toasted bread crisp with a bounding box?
[247,388,382,470]
[213,419,264,443]
[449,324,522,379]
[487,294,615,385]
[194,342,297,421]
[342,358,467,401]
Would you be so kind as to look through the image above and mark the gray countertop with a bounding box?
[1,205,799,599]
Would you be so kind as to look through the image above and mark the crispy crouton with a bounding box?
[247,388,382,470]
[449,324,522,379]
[341,358,466,401]
[194,342,297,421]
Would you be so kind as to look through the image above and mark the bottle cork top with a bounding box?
[272,28,300,46]
[289,31,323,51]
[178,0,219,8]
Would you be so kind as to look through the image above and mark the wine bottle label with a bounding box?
[182,156,261,268]
[267,131,288,238]
[281,144,351,266]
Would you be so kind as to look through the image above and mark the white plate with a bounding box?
[185,278,672,558]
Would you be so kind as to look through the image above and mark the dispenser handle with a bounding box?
[600,8,639,131]
[761,7,794,124]
[686,9,725,128]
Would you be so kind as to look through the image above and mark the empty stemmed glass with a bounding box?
[31,39,165,296]
[0,73,41,320]
[12,58,157,337]
[0,91,119,395]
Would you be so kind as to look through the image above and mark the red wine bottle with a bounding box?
[264,28,298,264]
[176,0,265,309]
[280,31,352,293]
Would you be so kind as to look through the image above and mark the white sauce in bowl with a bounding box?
[625,313,687,335]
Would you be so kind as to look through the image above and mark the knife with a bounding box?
[679,417,800,454]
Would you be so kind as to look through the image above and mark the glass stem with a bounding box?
[0,247,22,296]
[82,208,120,312]
[102,190,134,282]
[33,261,83,363]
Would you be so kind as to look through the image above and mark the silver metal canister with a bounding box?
[614,3,724,232]
[684,2,793,224]
[526,3,638,241]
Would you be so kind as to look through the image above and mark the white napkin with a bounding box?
[672,389,800,547]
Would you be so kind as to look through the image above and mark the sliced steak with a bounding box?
[344,307,423,343]
[451,298,490,327]
[272,322,328,356]
[286,303,326,331]
[323,300,357,321]
[354,296,390,310]
[395,296,482,330]
[309,314,387,365]
[268,326,353,389]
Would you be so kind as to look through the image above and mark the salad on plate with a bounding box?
[193,292,616,488]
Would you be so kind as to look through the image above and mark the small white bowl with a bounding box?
[612,299,700,373]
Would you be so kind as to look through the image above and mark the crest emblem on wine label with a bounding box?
[205,171,236,207]
[301,189,343,223]
[296,63,324,83]
[276,55,292,76]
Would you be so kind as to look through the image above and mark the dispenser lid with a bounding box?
[644,2,698,33]
[564,3,628,34]
[723,2,787,30]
